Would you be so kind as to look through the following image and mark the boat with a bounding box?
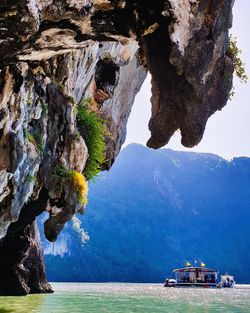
[220,274,235,288]
[164,266,220,288]
[164,278,177,287]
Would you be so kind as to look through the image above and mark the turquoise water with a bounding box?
[0,283,250,313]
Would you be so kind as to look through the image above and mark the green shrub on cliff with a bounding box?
[227,35,248,100]
[26,174,37,184]
[227,35,248,83]
[33,127,45,154]
[76,99,107,180]
[24,126,44,154]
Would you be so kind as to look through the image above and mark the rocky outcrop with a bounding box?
[144,1,235,148]
[0,188,53,295]
[0,0,234,295]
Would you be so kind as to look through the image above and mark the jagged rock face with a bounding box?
[0,221,53,295]
[0,19,146,240]
[0,0,234,295]
[0,188,53,295]
[144,0,235,148]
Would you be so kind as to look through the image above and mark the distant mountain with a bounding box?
[39,144,250,283]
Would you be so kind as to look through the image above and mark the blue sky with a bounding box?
[124,1,250,160]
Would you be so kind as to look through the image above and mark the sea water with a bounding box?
[0,283,250,313]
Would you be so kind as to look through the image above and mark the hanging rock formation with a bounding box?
[0,0,234,295]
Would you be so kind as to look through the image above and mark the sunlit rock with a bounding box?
[0,0,234,295]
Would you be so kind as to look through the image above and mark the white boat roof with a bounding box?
[221,274,234,278]
[173,266,218,273]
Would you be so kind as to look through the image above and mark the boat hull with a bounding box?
[164,282,219,288]
[176,283,219,288]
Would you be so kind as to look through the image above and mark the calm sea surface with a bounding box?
[0,283,250,313]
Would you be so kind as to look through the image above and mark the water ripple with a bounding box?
[0,283,249,313]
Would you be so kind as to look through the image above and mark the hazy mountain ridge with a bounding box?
[39,144,250,283]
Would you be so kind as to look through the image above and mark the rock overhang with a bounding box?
[0,0,234,295]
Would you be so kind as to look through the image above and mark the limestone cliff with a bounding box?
[0,0,234,295]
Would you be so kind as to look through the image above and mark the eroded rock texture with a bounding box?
[0,0,234,295]
[0,188,53,295]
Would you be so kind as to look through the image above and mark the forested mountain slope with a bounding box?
[40,144,250,283]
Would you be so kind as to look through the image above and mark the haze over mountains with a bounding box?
[39,144,250,283]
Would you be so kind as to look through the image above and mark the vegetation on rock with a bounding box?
[228,35,248,83]
[24,129,36,145]
[41,102,48,118]
[70,170,88,206]
[33,127,45,154]
[54,165,88,206]
[76,98,107,181]
[24,126,44,154]
[26,174,37,184]
[227,35,248,99]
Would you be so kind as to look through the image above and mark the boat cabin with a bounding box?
[173,267,218,287]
